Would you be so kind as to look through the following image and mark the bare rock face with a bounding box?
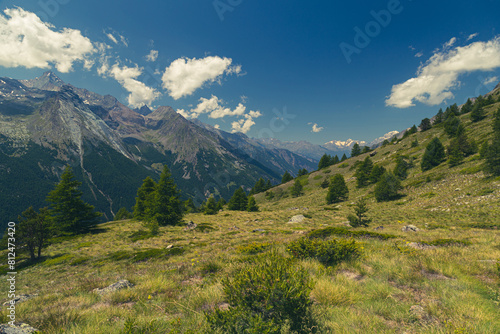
[93,280,134,295]
[0,323,39,334]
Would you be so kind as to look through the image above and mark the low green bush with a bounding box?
[206,250,318,333]
[237,242,270,255]
[287,237,361,267]
[307,226,397,240]
[420,238,471,247]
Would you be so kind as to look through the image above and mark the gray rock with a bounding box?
[374,226,384,230]
[0,323,39,334]
[93,280,134,295]
[402,225,419,232]
[185,221,197,230]
[252,229,266,233]
[288,215,305,223]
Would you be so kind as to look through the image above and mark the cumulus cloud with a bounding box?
[483,76,499,86]
[311,123,324,133]
[176,95,261,133]
[146,50,159,62]
[108,64,160,108]
[0,8,95,72]
[161,56,241,99]
[386,36,500,108]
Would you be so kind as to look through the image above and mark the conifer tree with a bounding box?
[228,187,248,211]
[17,207,51,260]
[421,137,446,171]
[347,198,371,227]
[355,157,373,188]
[204,196,218,215]
[246,196,259,212]
[394,155,410,180]
[374,171,402,202]
[351,143,361,157]
[183,198,198,213]
[47,166,101,234]
[341,153,348,162]
[470,104,486,122]
[326,174,349,204]
[444,114,461,137]
[152,165,183,226]
[434,108,444,124]
[133,176,157,220]
[419,118,431,131]
[369,165,386,183]
[114,207,132,220]
[461,98,473,114]
[265,179,272,190]
[318,154,331,170]
[297,168,308,177]
[216,198,226,211]
[290,179,304,197]
[281,171,294,184]
[485,107,500,175]
[332,155,340,164]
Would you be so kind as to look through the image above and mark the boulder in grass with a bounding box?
[93,280,134,295]
[288,215,305,223]
[0,323,39,334]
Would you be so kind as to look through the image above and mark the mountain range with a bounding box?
[0,72,320,224]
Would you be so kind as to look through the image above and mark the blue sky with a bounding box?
[1,0,500,144]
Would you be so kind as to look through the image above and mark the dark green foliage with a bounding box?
[288,237,361,267]
[249,178,272,195]
[351,143,361,157]
[382,139,390,146]
[369,164,386,183]
[444,114,461,137]
[216,198,226,211]
[479,141,489,159]
[318,154,331,169]
[485,107,500,175]
[152,166,183,226]
[204,196,218,215]
[265,190,275,200]
[470,104,486,122]
[421,137,446,171]
[347,198,371,227]
[206,251,317,334]
[114,207,132,220]
[341,153,348,162]
[320,178,329,189]
[281,171,293,184]
[17,207,52,260]
[46,166,102,234]
[326,174,349,204]
[332,155,340,164]
[133,177,157,220]
[355,157,373,188]
[374,172,402,202]
[307,226,397,240]
[485,94,496,106]
[394,155,410,180]
[183,198,198,213]
[419,118,431,131]
[297,168,308,177]
[411,138,419,148]
[461,98,473,114]
[228,187,248,211]
[434,108,444,124]
[237,242,270,254]
[362,146,371,154]
[290,179,304,197]
[447,125,478,166]
[404,125,418,138]
[246,196,259,212]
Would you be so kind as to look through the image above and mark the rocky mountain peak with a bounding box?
[21,71,65,91]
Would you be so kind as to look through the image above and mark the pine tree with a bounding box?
[470,104,486,122]
[341,153,348,162]
[114,207,132,220]
[216,198,227,211]
[355,157,373,188]
[184,198,198,213]
[444,114,461,137]
[46,166,101,234]
[17,207,51,260]
[133,176,157,220]
[228,187,248,211]
[290,179,304,197]
[485,94,495,106]
[394,155,409,180]
[204,196,218,215]
[421,137,446,171]
[369,164,386,183]
[281,171,294,184]
[479,141,490,159]
[447,140,464,167]
[351,143,361,157]
[382,139,390,146]
[461,98,473,114]
[318,154,331,170]
[332,155,340,165]
[246,196,259,212]
[374,172,402,202]
[250,178,266,195]
[419,118,431,131]
[152,165,183,226]
[320,178,329,189]
[485,107,500,175]
[265,179,272,191]
[347,198,371,227]
[326,174,349,204]
[297,168,308,177]
[411,138,419,148]
[434,108,444,124]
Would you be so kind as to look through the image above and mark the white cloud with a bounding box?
[214,124,220,129]
[467,33,478,41]
[161,56,241,99]
[444,37,457,49]
[414,52,423,58]
[311,123,324,133]
[106,33,118,44]
[386,36,500,108]
[109,64,160,108]
[483,76,499,86]
[105,29,128,47]
[0,8,95,72]
[231,117,255,134]
[146,50,159,62]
